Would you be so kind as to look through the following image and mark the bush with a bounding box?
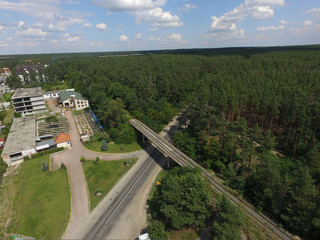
[148,220,168,240]
[30,147,64,159]
[45,115,58,123]
[93,157,101,165]
[80,156,86,162]
[14,112,22,118]
[42,161,49,172]
[60,163,66,169]
[101,140,109,151]
[109,128,120,140]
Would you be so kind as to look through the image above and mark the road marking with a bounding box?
[104,151,160,226]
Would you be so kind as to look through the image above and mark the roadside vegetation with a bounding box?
[84,141,141,153]
[147,167,246,240]
[82,158,137,210]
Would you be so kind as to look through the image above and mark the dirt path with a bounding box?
[50,109,143,239]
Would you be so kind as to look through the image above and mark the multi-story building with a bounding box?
[12,87,46,115]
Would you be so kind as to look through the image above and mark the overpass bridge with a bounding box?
[129,118,295,240]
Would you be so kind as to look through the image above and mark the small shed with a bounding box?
[36,138,56,151]
[55,133,71,148]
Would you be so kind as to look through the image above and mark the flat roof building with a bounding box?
[12,87,46,115]
[1,116,36,164]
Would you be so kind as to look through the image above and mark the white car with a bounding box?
[139,233,150,240]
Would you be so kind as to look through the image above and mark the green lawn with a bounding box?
[84,140,142,153]
[83,159,137,210]
[16,156,70,239]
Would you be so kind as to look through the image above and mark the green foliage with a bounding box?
[151,167,211,230]
[100,140,108,151]
[0,156,7,183]
[211,195,244,240]
[174,131,197,159]
[93,157,101,165]
[147,220,168,240]
[29,147,64,159]
[14,112,22,118]
[45,115,59,123]
[60,163,66,169]
[80,156,86,162]
[41,161,49,172]
[0,92,13,102]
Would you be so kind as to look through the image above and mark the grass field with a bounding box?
[84,140,142,153]
[0,166,23,239]
[83,159,137,210]
[16,156,70,239]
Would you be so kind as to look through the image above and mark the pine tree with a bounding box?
[42,161,49,172]
[101,140,109,151]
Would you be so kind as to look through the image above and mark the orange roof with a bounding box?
[55,133,71,144]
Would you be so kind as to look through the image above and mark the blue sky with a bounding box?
[0,0,319,54]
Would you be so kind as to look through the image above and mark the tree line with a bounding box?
[10,47,320,239]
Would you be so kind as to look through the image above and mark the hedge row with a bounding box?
[24,147,65,161]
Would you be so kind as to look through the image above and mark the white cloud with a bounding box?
[303,8,320,15]
[16,27,49,37]
[91,0,166,11]
[96,23,107,31]
[304,20,313,26]
[166,33,183,42]
[280,19,289,24]
[179,4,197,12]
[92,0,182,28]
[119,34,128,41]
[64,33,81,42]
[209,0,285,40]
[83,23,93,27]
[0,25,8,33]
[257,24,284,31]
[18,21,25,28]
[136,7,183,27]
[148,33,187,44]
[133,33,142,39]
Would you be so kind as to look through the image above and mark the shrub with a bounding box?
[42,161,49,172]
[80,156,86,162]
[101,140,109,151]
[148,220,168,240]
[93,157,101,165]
[60,163,66,169]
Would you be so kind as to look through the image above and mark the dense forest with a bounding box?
[2,46,320,239]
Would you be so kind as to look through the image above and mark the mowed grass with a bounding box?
[83,159,137,210]
[84,140,142,153]
[17,156,70,239]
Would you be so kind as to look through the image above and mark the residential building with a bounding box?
[58,91,89,110]
[1,116,36,164]
[12,87,46,115]
[55,133,71,148]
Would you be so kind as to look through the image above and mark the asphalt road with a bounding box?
[82,147,164,240]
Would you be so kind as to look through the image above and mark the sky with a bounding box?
[0,0,319,55]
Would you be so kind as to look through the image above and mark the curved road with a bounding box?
[50,110,143,239]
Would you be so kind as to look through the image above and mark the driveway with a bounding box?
[50,110,143,239]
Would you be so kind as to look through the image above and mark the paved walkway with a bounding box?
[50,110,143,239]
